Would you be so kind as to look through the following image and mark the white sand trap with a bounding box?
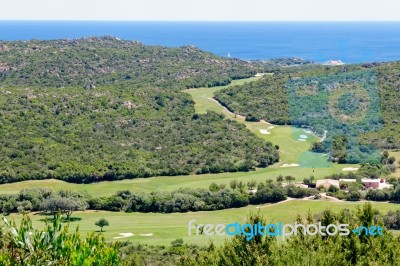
[300,135,308,139]
[298,139,307,142]
[268,126,275,129]
[342,167,359,171]
[281,163,300,167]
[303,129,313,134]
[259,129,270,135]
[139,233,154,237]
[113,233,134,239]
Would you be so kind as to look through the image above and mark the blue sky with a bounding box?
[1,0,400,21]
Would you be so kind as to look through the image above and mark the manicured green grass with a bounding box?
[185,76,261,116]
[5,200,400,246]
[0,76,359,197]
[0,163,351,197]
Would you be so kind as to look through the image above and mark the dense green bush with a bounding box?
[382,210,400,230]
[0,180,323,215]
[0,213,119,265]
[215,73,291,124]
[181,203,400,265]
[0,87,278,183]
[365,188,392,201]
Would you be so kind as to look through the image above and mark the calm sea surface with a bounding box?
[1,21,400,63]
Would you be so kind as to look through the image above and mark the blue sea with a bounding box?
[1,21,400,63]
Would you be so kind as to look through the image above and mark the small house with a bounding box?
[362,178,392,190]
[361,178,381,189]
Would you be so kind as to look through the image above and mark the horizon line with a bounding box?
[1,20,400,22]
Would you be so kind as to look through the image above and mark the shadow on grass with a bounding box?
[37,216,82,223]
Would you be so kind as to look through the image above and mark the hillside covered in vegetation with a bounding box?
[0,37,281,183]
[0,36,259,89]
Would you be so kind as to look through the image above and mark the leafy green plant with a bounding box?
[181,203,400,265]
[0,212,119,265]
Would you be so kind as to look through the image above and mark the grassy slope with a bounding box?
[0,165,347,197]
[7,200,400,245]
[185,77,261,117]
[0,76,358,196]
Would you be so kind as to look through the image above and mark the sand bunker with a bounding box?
[299,135,308,139]
[303,129,313,134]
[259,129,270,135]
[342,167,359,171]
[113,232,153,239]
[268,126,275,129]
[139,233,154,237]
[113,233,134,239]
[298,139,307,142]
[281,163,300,167]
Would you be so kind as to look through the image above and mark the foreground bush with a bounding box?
[181,203,400,266]
[0,213,119,265]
